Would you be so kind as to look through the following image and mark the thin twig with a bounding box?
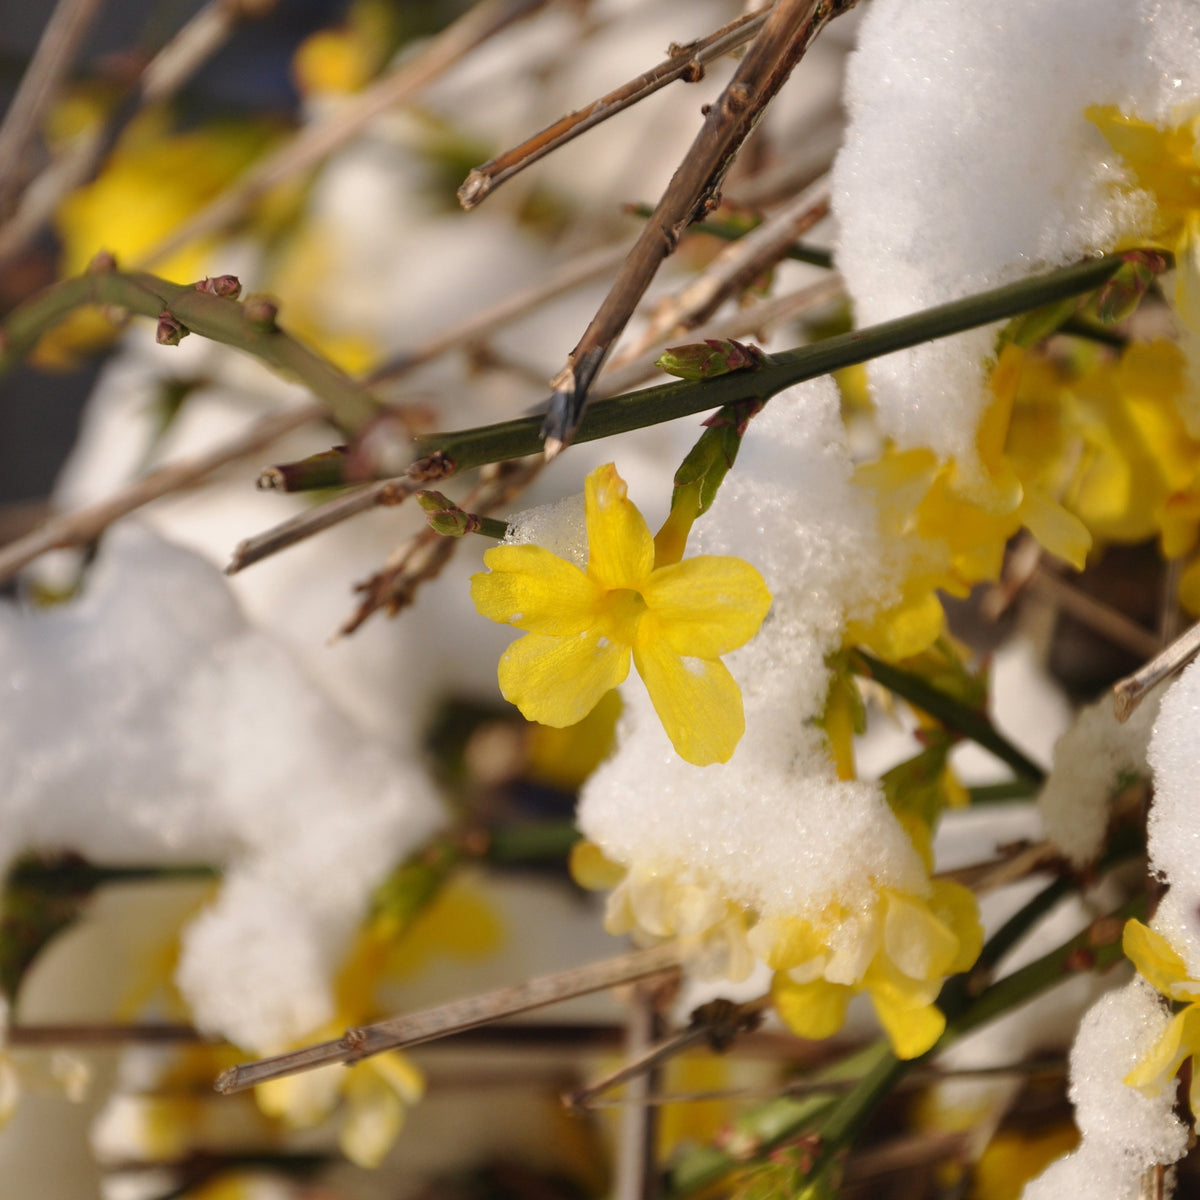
[339,458,541,635]
[214,942,683,1094]
[0,0,269,267]
[540,0,861,455]
[595,273,843,398]
[935,841,1060,894]
[614,983,668,1200]
[458,4,773,210]
[0,269,382,433]
[366,241,630,387]
[0,404,320,586]
[0,0,106,217]
[9,1022,209,1047]
[1030,567,1159,659]
[566,996,768,1112]
[225,477,418,574]
[1113,618,1200,722]
[610,176,830,366]
[142,0,271,103]
[141,0,545,268]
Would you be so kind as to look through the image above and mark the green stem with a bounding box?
[850,649,1047,785]
[0,269,379,433]
[405,252,1130,476]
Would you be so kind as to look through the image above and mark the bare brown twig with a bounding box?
[610,176,831,367]
[540,0,860,455]
[0,0,106,218]
[458,4,773,210]
[214,942,683,1094]
[339,457,542,635]
[1113,618,1200,722]
[225,477,419,575]
[141,0,545,268]
[0,403,321,586]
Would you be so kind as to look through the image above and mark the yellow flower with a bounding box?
[571,840,982,1060]
[471,463,772,766]
[1089,105,1200,329]
[1122,918,1200,1114]
[753,879,982,1060]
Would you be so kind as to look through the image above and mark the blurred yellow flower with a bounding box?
[471,463,772,766]
[1122,918,1200,1115]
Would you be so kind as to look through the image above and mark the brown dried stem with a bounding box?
[225,477,419,574]
[366,241,629,387]
[1113,618,1200,722]
[541,0,860,455]
[214,941,683,1094]
[0,403,320,586]
[338,458,541,635]
[0,0,106,218]
[610,176,831,367]
[141,0,545,268]
[0,0,271,266]
[458,4,773,210]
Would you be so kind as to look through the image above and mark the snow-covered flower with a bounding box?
[471,463,772,765]
[1122,919,1200,1115]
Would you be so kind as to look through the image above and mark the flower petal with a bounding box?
[472,544,602,635]
[883,891,960,982]
[1125,1005,1200,1096]
[772,973,852,1041]
[641,555,772,657]
[498,631,630,727]
[870,987,946,1060]
[633,631,744,765]
[929,879,984,975]
[1123,919,1191,999]
[585,464,655,589]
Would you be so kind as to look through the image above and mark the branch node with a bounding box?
[155,311,189,346]
[86,249,117,274]
[195,274,243,299]
[243,294,279,331]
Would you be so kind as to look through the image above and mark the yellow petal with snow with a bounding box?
[930,879,984,974]
[472,545,601,634]
[772,973,852,1041]
[854,589,946,661]
[751,916,828,973]
[641,555,772,658]
[585,463,654,590]
[1020,486,1091,570]
[1124,1006,1200,1096]
[498,632,630,727]
[633,630,744,765]
[569,840,627,891]
[883,891,960,982]
[1123,919,1191,998]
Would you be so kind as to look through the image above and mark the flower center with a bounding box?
[603,587,648,638]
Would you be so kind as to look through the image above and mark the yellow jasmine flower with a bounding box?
[471,463,772,766]
[1088,105,1200,329]
[1122,918,1200,1115]
[753,878,982,1060]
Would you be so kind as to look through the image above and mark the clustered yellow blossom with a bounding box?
[572,840,982,1061]
[1121,918,1200,1115]
[472,463,772,766]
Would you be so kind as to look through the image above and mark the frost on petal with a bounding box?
[641,554,772,658]
[498,631,630,728]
